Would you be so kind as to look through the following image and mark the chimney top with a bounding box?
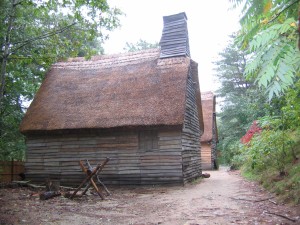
[159,12,190,59]
[163,12,187,23]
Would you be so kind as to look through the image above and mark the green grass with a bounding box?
[241,156,300,205]
[240,168,258,181]
[190,176,203,185]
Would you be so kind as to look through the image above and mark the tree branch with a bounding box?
[264,211,297,222]
[10,22,77,55]
[268,0,300,24]
[13,0,24,7]
[1,0,17,105]
[6,56,58,60]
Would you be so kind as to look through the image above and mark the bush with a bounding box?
[240,128,300,204]
[218,140,243,168]
[241,129,295,175]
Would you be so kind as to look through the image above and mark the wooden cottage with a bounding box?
[20,12,204,186]
[200,91,218,170]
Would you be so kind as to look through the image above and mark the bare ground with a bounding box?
[1,167,299,225]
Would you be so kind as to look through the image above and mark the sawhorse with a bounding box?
[69,157,110,200]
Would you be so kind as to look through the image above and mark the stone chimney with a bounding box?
[159,12,190,58]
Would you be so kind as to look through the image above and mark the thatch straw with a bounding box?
[20,49,200,134]
[200,91,216,142]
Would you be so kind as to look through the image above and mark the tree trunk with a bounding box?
[0,0,16,107]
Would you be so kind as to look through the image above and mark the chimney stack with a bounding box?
[159,12,190,58]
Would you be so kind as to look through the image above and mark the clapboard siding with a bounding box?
[200,113,218,170]
[181,69,202,183]
[25,128,185,186]
[139,129,183,185]
[201,143,213,170]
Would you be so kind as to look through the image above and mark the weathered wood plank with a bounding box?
[25,126,192,185]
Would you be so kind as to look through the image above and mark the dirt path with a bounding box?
[1,167,299,225]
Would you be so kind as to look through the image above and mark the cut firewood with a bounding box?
[13,180,46,189]
[201,173,210,178]
[64,191,83,198]
[39,191,61,200]
[12,180,78,190]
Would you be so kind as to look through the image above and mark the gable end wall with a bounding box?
[181,68,202,183]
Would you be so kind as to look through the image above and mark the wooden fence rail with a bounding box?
[0,160,25,182]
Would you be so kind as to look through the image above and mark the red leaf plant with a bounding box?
[240,120,262,144]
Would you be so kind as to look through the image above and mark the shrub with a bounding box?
[241,129,295,175]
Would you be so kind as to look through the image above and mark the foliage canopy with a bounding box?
[231,0,300,100]
[216,0,300,203]
[0,0,122,160]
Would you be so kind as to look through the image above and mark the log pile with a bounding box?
[12,158,111,201]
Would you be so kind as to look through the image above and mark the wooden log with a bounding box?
[39,191,61,200]
[201,173,210,178]
[64,191,82,198]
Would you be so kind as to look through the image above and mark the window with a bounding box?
[139,130,158,151]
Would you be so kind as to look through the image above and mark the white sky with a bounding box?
[103,0,241,92]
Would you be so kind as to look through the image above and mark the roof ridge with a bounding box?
[53,48,160,70]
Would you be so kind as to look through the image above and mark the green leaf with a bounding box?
[259,74,268,87]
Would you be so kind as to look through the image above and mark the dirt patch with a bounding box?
[1,167,299,225]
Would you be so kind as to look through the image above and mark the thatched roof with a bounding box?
[200,91,216,142]
[20,48,202,134]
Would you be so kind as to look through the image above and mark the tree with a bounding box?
[1,0,122,104]
[214,36,269,164]
[230,0,300,100]
[123,39,159,52]
[215,35,250,98]
[218,3,300,199]
[215,36,268,136]
[0,0,122,160]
